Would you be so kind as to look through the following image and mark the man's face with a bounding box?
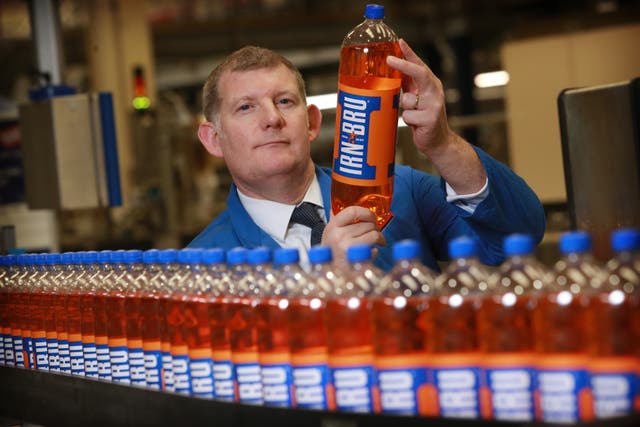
[209,64,316,192]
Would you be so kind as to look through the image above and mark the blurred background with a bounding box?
[1,0,639,264]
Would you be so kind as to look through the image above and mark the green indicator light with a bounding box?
[132,96,150,110]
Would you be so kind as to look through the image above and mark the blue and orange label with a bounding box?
[330,352,379,413]
[109,337,131,384]
[590,356,636,419]
[82,334,99,378]
[260,351,294,407]
[161,340,174,392]
[190,347,215,399]
[143,340,162,390]
[213,349,236,402]
[96,335,112,381]
[481,353,536,421]
[332,84,399,187]
[69,332,85,376]
[430,353,481,419]
[46,331,59,372]
[234,351,263,405]
[128,339,146,386]
[292,352,332,410]
[536,354,593,423]
[32,329,49,371]
[172,344,192,395]
[57,333,71,374]
[2,331,12,367]
[376,353,435,416]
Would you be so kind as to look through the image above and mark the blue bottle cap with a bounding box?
[504,234,535,256]
[202,248,225,265]
[393,239,420,261]
[97,250,112,264]
[274,248,299,265]
[157,249,178,264]
[449,236,477,259]
[365,4,384,19]
[110,250,126,264]
[48,253,61,265]
[61,252,74,265]
[177,248,202,264]
[309,246,332,264]
[611,228,640,252]
[142,249,159,264]
[83,251,99,264]
[227,247,248,265]
[71,252,83,265]
[559,231,591,254]
[248,247,272,265]
[347,244,372,262]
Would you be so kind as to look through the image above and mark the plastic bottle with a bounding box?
[430,236,490,419]
[105,250,131,384]
[29,254,50,371]
[138,249,162,390]
[372,239,437,416]
[533,231,599,423]
[325,243,383,413]
[156,249,180,392]
[66,252,86,376]
[42,254,62,372]
[227,247,263,405]
[55,252,73,374]
[93,250,114,381]
[78,251,100,378]
[288,246,336,410]
[256,248,298,407]
[478,234,550,421]
[0,255,10,367]
[122,250,146,387]
[201,248,235,401]
[331,3,402,228]
[3,255,22,368]
[585,228,640,418]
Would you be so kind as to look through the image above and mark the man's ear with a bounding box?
[307,104,323,143]
[197,121,223,158]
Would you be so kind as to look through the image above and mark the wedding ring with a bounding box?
[414,93,420,109]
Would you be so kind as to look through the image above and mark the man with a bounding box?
[189,41,545,271]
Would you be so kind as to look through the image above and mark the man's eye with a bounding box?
[238,104,251,111]
[278,98,293,105]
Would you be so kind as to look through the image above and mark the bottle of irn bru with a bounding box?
[430,236,489,419]
[533,231,599,423]
[331,4,402,229]
[372,240,437,416]
[326,243,382,413]
[585,229,640,419]
[288,246,336,410]
[478,234,550,421]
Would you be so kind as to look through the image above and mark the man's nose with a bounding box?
[261,102,285,128]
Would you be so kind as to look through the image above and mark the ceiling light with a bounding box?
[474,70,510,88]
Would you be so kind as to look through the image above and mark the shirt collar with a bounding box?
[237,174,324,241]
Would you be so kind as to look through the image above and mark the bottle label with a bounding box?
[96,341,112,381]
[128,338,146,386]
[2,332,12,367]
[330,352,379,413]
[376,354,435,416]
[590,356,636,419]
[83,337,99,378]
[190,348,215,399]
[33,331,49,371]
[537,355,593,423]
[161,344,175,392]
[482,354,536,421]
[109,338,131,384]
[332,84,399,186]
[213,357,236,401]
[46,332,60,372]
[431,353,481,419]
[58,337,71,373]
[69,333,85,376]
[0,331,5,366]
[172,346,192,395]
[12,333,25,368]
[292,352,332,410]
[143,340,162,390]
[260,352,294,407]
[234,357,263,405]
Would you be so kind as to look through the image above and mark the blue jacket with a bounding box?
[188,147,545,271]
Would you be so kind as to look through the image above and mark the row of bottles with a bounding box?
[0,229,639,423]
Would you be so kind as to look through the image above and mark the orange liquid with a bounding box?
[288,298,327,355]
[124,293,141,342]
[167,297,187,349]
[256,297,290,354]
[325,297,373,354]
[183,297,212,351]
[207,296,230,352]
[429,297,479,353]
[139,294,161,343]
[533,293,588,354]
[66,292,83,337]
[80,293,96,339]
[227,297,258,354]
[105,291,127,341]
[371,296,430,356]
[94,291,109,340]
[331,42,402,227]
[585,292,634,356]
[477,295,534,353]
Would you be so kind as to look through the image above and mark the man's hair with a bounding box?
[202,46,307,122]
